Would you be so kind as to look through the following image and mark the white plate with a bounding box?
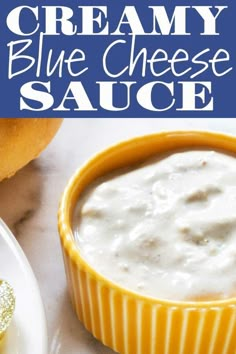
[0,219,47,354]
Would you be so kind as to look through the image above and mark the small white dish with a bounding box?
[0,219,47,354]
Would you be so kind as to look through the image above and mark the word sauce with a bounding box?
[73,151,236,300]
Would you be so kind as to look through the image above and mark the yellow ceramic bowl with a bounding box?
[58,131,236,354]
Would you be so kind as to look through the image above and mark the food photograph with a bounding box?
[0,118,236,354]
[1,1,236,353]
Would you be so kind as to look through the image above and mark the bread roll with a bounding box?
[0,118,63,181]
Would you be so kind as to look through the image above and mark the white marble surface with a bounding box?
[1,118,236,354]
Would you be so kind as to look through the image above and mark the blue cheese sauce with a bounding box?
[73,151,236,300]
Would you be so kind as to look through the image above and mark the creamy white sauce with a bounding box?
[73,150,236,300]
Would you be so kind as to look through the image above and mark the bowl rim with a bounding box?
[58,129,236,308]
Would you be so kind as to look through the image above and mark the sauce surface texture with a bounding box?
[73,151,236,300]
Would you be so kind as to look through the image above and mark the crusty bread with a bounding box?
[0,118,63,181]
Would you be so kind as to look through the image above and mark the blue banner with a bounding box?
[1,0,235,117]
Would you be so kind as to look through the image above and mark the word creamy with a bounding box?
[7,6,227,36]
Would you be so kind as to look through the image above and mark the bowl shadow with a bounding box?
[49,289,115,354]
